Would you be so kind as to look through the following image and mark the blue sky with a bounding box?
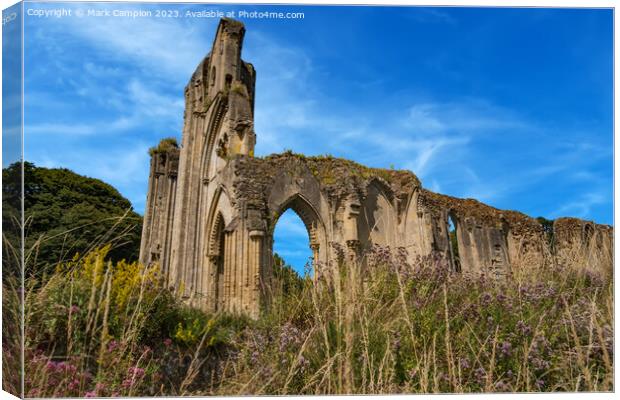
[21,3,613,273]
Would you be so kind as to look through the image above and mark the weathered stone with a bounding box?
[140,18,613,318]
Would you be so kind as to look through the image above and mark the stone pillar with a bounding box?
[139,145,179,283]
[248,230,265,318]
[204,254,219,312]
[344,199,361,262]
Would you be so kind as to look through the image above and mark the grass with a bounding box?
[2,226,614,397]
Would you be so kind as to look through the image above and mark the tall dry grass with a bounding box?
[205,244,613,395]
[4,226,613,396]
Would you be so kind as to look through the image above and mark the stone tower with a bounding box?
[141,18,264,315]
[141,18,613,319]
[139,139,179,284]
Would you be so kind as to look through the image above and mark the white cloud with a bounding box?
[550,190,610,220]
[62,5,215,81]
[22,6,611,226]
[274,210,310,238]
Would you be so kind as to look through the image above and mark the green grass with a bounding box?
[3,236,613,396]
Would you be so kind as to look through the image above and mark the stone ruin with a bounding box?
[140,18,613,318]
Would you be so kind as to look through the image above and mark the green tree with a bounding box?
[272,252,304,296]
[2,162,143,276]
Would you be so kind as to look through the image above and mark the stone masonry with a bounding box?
[140,18,613,318]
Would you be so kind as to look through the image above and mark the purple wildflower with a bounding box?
[500,341,512,357]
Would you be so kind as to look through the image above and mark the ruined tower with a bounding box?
[139,139,179,284]
[142,18,263,315]
[141,18,613,318]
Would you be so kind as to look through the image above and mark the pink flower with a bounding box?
[84,391,96,398]
[107,340,119,353]
[163,338,172,347]
[69,305,80,314]
[46,361,58,371]
[68,378,80,390]
[57,361,67,371]
[127,366,145,378]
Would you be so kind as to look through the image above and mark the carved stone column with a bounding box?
[205,254,219,312]
[248,230,265,318]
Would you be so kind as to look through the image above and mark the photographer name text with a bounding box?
[26,8,304,20]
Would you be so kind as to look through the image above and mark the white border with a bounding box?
[0,1,616,400]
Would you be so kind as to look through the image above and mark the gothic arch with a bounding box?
[200,92,228,181]
[208,212,226,310]
[367,177,395,203]
[269,193,328,267]
[358,180,398,251]
[208,212,226,257]
[447,210,461,272]
[201,186,233,310]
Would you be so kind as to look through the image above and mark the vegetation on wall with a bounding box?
[148,138,179,156]
[536,216,555,248]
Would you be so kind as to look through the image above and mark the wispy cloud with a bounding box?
[409,8,459,25]
[51,4,216,81]
[550,189,610,220]
[274,210,310,238]
[22,3,612,234]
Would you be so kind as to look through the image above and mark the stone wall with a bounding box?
[140,18,613,318]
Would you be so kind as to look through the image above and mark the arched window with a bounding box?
[448,213,460,272]
[273,209,313,277]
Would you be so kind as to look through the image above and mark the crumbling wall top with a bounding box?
[228,151,421,212]
[418,189,543,235]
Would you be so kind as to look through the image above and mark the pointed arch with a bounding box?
[270,192,328,268]
[447,210,461,272]
[199,92,228,181]
[272,194,323,243]
[201,185,233,311]
[358,179,398,250]
[208,212,226,257]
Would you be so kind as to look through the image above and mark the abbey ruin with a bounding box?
[140,19,613,318]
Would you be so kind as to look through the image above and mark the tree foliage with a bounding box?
[2,162,143,276]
